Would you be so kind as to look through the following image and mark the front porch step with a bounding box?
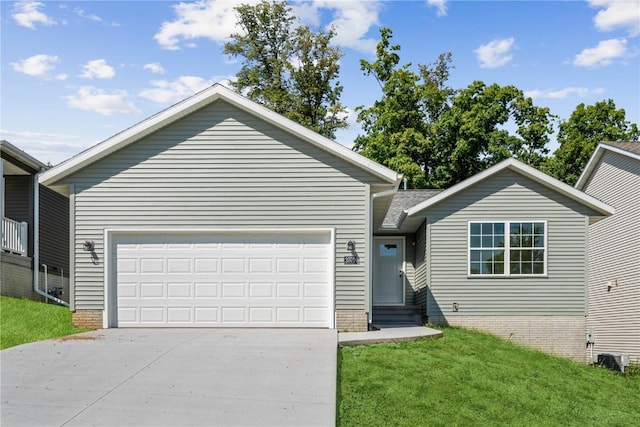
[372,305,423,326]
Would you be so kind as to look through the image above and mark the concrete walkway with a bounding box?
[338,325,443,346]
[1,329,336,427]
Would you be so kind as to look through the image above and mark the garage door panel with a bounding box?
[114,232,332,327]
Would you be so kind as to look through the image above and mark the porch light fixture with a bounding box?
[347,240,356,251]
[83,240,95,252]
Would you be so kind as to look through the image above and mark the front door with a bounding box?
[373,237,404,305]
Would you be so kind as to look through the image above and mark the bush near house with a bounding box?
[0,296,88,350]
[337,327,640,426]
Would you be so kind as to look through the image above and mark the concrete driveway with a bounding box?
[1,329,337,426]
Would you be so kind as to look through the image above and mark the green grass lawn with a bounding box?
[0,296,89,350]
[337,327,640,426]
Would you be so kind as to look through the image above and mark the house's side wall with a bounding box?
[4,175,34,257]
[60,101,386,331]
[583,150,640,362]
[39,184,70,273]
[425,170,599,361]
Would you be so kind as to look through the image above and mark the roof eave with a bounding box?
[1,140,46,171]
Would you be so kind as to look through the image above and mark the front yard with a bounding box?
[338,327,639,426]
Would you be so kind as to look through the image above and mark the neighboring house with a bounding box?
[1,140,70,302]
[576,141,640,363]
[375,160,614,361]
[38,84,613,361]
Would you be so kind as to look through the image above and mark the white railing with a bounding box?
[2,217,28,256]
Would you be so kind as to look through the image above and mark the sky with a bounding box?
[1,0,639,166]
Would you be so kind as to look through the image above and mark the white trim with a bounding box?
[40,84,400,189]
[467,220,548,278]
[404,158,614,222]
[576,142,640,190]
[1,140,45,171]
[372,235,406,306]
[103,227,336,329]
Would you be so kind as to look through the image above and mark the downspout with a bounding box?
[34,174,69,307]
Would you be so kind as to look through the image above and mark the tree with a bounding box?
[546,100,639,185]
[354,28,555,188]
[224,0,347,138]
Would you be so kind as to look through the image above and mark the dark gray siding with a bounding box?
[39,185,69,273]
[425,170,599,317]
[60,101,387,311]
[4,175,34,257]
[583,150,640,361]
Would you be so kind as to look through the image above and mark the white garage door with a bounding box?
[113,231,333,328]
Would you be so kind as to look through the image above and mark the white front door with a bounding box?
[373,237,404,305]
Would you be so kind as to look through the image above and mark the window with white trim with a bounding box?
[469,221,546,276]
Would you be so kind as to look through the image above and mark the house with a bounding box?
[39,84,401,330]
[576,141,640,363]
[375,160,614,361]
[38,84,613,361]
[1,140,70,302]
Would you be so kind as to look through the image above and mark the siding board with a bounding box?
[59,100,387,311]
[425,170,595,316]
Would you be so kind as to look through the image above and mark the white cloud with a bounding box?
[311,1,381,53]
[573,38,628,67]
[154,0,381,54]
[0,129,94,166]
[143,63,165,74]
[11,54,59,77]
[12,1,56,29]
[55,73,68,81]
[80,59,115,79]
[474,37,515,68]
[154,0,251,50]
[139,76,214,104]
[525,86,605,100]
[66,86,140,115]
[74,7,119,26]
[589,0,640,36]
[427,0,448,17]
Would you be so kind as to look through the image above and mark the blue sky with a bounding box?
[2,0,639,166]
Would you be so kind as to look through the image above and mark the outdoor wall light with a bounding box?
[83,240,95,252]
[347,240,356,251]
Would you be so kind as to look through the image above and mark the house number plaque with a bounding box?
[343,256,359,265]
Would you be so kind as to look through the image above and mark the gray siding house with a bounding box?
[39,85,613,361]
[1,140,70,301]
[576,141,640,363]
[39,84,401,331]
[374,160,613,361]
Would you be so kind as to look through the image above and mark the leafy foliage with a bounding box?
[546,99,639,185]
[224,0,347,138]
[354,28,555,188]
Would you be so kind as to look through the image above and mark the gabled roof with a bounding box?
[576,141,640,190]
[39,84,401,187]
[1,140,46,174]
[399,158,614,227]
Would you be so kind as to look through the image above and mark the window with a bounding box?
[469,221,546,276]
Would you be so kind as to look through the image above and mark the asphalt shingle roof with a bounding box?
[382,189,443,227]
[602,141,640,155]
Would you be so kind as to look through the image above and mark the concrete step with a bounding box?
[372,305,423,325]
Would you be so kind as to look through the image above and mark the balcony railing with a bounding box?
[2,217,28,256]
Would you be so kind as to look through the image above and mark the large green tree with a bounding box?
[354,28,554,188]
[546,100,639,185]
[224,0,347,138]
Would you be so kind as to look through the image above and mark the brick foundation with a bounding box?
[430,315,587,362]
[336,309,368,332]
[72,310,103,329]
